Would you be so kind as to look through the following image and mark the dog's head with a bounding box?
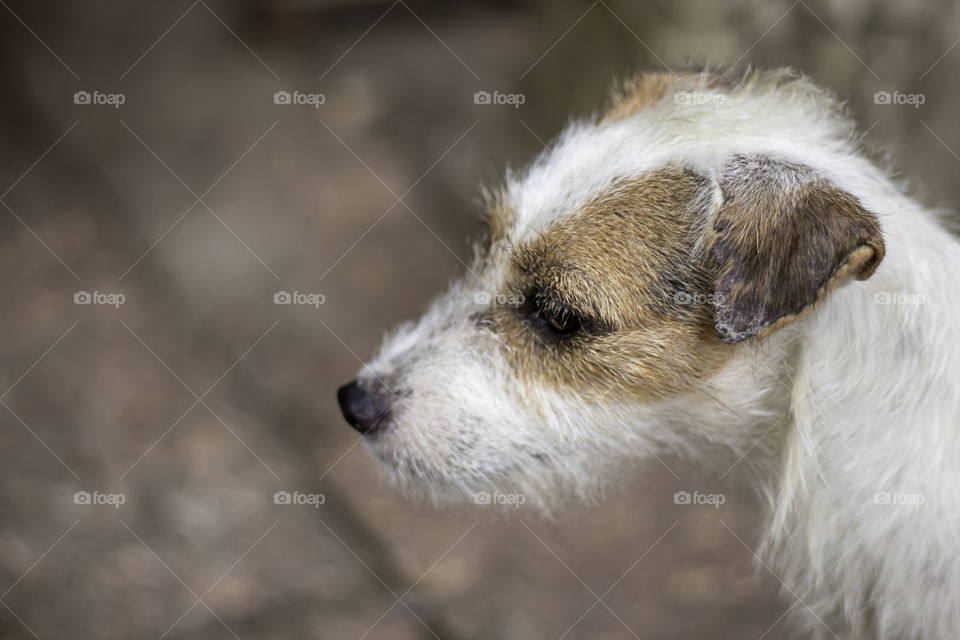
[337,69,885,505]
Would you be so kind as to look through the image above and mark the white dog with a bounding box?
[337,69,960,639]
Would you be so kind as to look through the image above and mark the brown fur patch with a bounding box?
[602,72,705,123]
[489,168,732,402]
[712,154,885,344]
[479,186,514,243]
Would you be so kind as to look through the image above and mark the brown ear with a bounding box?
[711,154,885,344]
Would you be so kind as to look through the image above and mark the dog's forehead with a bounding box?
[495,70,852,245]
[511,167,709,319]
[503,122,672,244]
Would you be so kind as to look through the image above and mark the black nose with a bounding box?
[337,379,390,434]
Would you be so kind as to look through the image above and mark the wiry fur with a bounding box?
[351,69,960,639]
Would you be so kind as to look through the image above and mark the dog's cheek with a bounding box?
[501,320,731,404]
[586,328,730,401]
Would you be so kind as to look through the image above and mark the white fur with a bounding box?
[357,70,960,639]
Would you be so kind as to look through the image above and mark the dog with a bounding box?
[337,69,960,639]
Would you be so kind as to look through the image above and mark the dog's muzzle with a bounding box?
[337,379,392,434]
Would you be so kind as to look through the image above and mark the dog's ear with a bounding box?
[711,154,884,344]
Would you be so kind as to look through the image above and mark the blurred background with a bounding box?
[1,0,957,638]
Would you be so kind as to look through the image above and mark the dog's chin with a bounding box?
[361,434,604,512]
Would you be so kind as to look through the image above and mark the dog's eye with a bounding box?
[546,309,581,335]
[534,304,584,338]
[521,289,594,339]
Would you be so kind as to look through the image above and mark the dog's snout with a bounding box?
[337,379,390,434]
